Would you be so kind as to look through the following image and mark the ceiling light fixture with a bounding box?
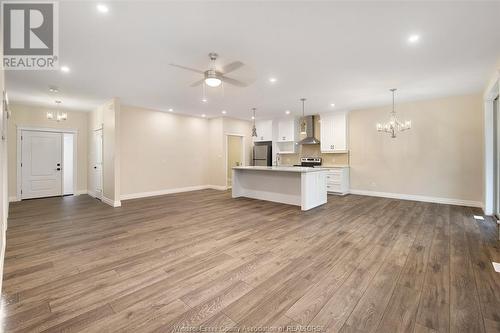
[376,88,411,138]
[201,114,206,118]
[168,108,173,112]
[49,86,58,93]
[251,108,257,137]
[330,103,335,107]
[285,110,291,115]
[60,66,70,73]
[300,98,307,134]
[201,97,208,103]
[47,100,67,122]
[204,53,222,87]
[269,77,277,83]
[96,4,109,13]
[408,34,420,43]
[221,110,227,114]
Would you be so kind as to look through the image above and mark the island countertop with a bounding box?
[232,166,328,173]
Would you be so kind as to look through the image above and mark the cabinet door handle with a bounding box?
[282,136,286,140]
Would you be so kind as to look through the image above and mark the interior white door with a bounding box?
[21,131,62,199]
[91,129,103,198]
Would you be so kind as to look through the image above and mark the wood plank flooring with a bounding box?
[2,190,500,332]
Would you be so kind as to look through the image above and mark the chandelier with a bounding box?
[376,88,411,138]
[46,100,67,122]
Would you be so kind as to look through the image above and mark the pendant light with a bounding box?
[251,108,257,137]
[376,89,411,138]
[300,98,307,134]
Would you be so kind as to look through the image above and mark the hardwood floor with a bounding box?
[2,190,500,333]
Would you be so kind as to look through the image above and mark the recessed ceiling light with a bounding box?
[221,110,227,114]
[251,116,255,120]
[60,66,70,73]
[408,34,420,43]
[96,4,109,13]
[168,108,173,112]
[285,110,290,115]
[202,98,208,103]
[269,77,277,83]
[201,114,206,118]
[330,103,335,107]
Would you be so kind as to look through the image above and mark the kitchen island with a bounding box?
[232,166,328,210]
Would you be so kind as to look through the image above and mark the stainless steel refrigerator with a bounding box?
[253,144,272,166]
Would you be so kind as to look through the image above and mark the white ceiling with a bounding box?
[6,1,500,119]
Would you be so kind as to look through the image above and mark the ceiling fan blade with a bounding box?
[190,79,205,87]
[221,61,244,75]
[221,76,247,87]
[170,63,205,74]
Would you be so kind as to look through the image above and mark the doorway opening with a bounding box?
[17,128,78,200]
[225,134,244,189]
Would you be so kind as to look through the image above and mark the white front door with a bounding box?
[91,129,103,199]
[21,131,62,199]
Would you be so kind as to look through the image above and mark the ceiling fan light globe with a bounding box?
[205,78,222,87]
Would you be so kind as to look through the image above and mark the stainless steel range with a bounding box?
[293,157,322,167]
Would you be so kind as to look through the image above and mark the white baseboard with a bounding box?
[102,196,121,207]
[349,189,483,208]
[75,189,87,195]
[8,196,19,202]
[207,185,228,191]
[121,184,228,201]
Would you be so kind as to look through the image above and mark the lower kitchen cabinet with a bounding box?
[324,167,349,195]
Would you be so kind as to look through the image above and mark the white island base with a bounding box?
[232,166,328,211]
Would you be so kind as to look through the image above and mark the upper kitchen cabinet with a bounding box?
[277,118,298,142]
[253,120,273,142]
[276,118,299,154]
[320,111,349,153]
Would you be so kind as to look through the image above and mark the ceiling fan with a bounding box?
[170,53,247,88]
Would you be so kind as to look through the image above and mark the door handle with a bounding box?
[57,163,60,166]
[56,168,61,171]
[94,166,97,169]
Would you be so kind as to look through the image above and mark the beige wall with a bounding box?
[119,108,252,196]
[120,105,209,196]
[349,93,484,203]
[7,104,89,197]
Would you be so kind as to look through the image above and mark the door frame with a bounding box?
[16,126,78,201]
[224,133,245,189]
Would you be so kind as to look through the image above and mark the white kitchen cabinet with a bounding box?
[276,118,299,154]
[324,167,350,195]
[320,111,348,153]
[277,118,297,142]
[253,120,273,142]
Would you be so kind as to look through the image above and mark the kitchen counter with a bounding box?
[232,166,328,211]
[232,166,326,173]
[277,164,350,168]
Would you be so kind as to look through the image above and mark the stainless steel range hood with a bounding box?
[298,115,320,145]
